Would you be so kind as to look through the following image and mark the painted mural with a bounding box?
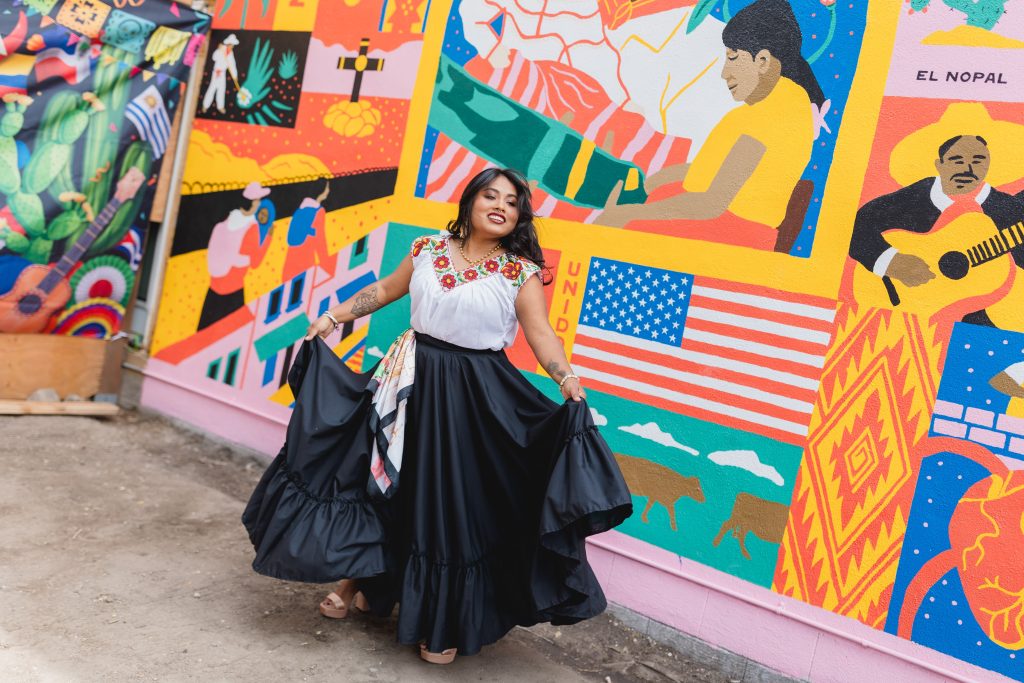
[148,0,1024,679]
[147,0,426,420]
[416,0,866,255]
[0,0,209,336]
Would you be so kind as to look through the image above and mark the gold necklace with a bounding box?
[458,239,501,267]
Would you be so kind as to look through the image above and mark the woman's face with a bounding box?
[721,48,763,102]
[469,174,520,240]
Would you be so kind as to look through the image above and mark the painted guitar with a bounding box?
[0,168,146,333]
[853,212,1024,323]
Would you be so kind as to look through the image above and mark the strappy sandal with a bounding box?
[419,643,457,664]
[317,581,367,619]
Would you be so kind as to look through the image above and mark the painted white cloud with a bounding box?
[367,346,385,359]
[707,450,784,486]
[590,407,608,427]
[618,422,698,455]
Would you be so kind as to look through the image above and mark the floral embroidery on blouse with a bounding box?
[500,260,522,282]
[411,236,430,258]
[416,235,538,292]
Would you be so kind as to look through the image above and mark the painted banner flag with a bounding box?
[572,257,837,444]
[126,84,173,158]
[33,40,94,85]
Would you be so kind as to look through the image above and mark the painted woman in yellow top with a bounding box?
[598,0,823,251]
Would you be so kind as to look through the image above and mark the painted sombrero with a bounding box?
[889,102,1024,187]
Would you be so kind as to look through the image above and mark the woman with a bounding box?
[242,168,633,664]
[598,0,823,251]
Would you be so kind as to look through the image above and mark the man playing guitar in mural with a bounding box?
[849,102,1024,330]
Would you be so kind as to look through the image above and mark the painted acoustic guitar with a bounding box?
[852,212,1024,323]
[0,168,145,333]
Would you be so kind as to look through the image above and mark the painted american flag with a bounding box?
[572,258,837,444]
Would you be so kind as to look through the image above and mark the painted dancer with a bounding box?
[202,33,240,115]
[198,181,271,330]
[242,168,632,664]
[597,0,823,251]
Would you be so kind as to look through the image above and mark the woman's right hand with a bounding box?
[304,315,335,341]
[596,181,630,228]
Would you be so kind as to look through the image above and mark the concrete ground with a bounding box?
[0,412,757,683]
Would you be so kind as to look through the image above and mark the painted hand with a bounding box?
[886,253,935,287]
[596,181,630,228]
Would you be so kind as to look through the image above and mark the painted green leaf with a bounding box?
[686,0,719,34]
[277,50,299,80]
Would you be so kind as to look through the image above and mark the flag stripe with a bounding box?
[683,318,829,358]
[573,342,815,415]
[580,375,805,445]
[576,327,821,392]
[575,365,810,437]
[127,104,168,155]
[697,276,838,311]
[681,327,825,368]
[678,336,824,380]
[686,306,832,345]
[690,288,836,331]
[126,104,155,140]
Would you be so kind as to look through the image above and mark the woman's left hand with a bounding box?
[560,377,586,402]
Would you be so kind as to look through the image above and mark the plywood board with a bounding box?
[0,335,127,400]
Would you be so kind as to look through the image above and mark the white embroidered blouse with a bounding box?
[408,234,541,351]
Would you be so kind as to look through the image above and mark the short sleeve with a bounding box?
[499,255,540,288]
[410,235,432,260]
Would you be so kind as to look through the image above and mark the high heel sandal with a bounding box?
[318,580,368,619]
[419,643,457,664]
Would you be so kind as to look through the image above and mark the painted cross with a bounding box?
[337,37,384,103]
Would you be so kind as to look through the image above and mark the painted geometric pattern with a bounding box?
[772,302,945,628]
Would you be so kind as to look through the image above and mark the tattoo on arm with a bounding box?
[351,286,381,318]
[545,360,566,381]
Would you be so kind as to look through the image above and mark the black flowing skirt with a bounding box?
[242,334,633,655]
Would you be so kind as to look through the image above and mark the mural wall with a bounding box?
[147,0,1024,679]
[0,0,209,336]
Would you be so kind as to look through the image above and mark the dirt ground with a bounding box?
[0,412,759,683]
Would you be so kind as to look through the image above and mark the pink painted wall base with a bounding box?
[588,532,1014,683]
[140,369,285,457]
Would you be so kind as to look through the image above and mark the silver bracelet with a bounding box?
[558,374,579,389]
[322,311,340,330]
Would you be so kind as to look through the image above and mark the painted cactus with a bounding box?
[0,45,154,264]
[911,0,1008,30]
[0,94,32,196]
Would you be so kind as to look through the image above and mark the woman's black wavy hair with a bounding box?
[446,167,551,284]
[721,0,825,107]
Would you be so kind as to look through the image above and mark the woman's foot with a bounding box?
[419,643,457,664]
[318,579,366,619]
